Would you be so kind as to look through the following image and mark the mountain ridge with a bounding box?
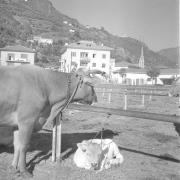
[157,47,179,68]
[0,0,177,68]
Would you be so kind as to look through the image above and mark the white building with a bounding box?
[0,45,35,66]
[112,67,167,85]
[112,65,179,85]
[61,41,113,74]
[29,36,53,45]
[69,29,75,33]
[111,46,165,85]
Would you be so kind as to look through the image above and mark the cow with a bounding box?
[0,65,97,178]
[73,139,124,171]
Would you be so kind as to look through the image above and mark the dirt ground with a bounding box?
[0,92,180,180]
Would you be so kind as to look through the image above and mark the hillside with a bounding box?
[158,47,179,68]
[0,0,175,68]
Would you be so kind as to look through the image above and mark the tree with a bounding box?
[119,68,127,84]
[70,31,81,41]
[146,67,160,84]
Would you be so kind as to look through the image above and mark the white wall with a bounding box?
[39,39,53,44]
[112,73,149,85]
[111,72,164,85]
[159,74,175,79]
[61,48,111,74]
[0,51,35,66]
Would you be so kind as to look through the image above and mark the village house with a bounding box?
[60,41,113,74]
[0,45,35,66]
[159,68,180,84]
[111,47,180,85]
[112,66,179,85]
[28,36,53,45]
[111,46,147,84]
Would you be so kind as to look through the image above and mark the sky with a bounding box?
[50,0,179,51]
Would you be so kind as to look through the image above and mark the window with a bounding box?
[8,53,15,61]
[80,52,88,58]
[92,63,96,67]
[80,60,88,67]
[93,54,96,58]
[71,52,76,57]
[86,44,92,47]
[102,63,106,68]
[102,54,106,59]
[21,54,28,60]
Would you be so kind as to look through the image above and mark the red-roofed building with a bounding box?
[0,45,35,66]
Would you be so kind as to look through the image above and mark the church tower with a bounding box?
[139,46,145,68]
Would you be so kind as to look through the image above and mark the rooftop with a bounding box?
[67,41,113,51]
[0,45,35,53]
[160,68,180,75]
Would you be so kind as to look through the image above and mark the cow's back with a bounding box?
[0,65,48,127]
[0,66,21,126]
[0,65,69,127]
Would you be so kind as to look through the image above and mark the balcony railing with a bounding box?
[80,58,90,64]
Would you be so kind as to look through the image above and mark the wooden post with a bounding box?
[142,94,145,107]
[149,90,152,101]
[102,88,105,99]
[56,115,62,160]
[52,115,62,162]
[108,89,112,103]
[52,118,57,162]
[141,89,145,107]
[124,89,127,110]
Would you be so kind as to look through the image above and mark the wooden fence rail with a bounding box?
[96,91,169,97]
[52,104,180,162]
[68,104,180,124]
[96,84,170,91]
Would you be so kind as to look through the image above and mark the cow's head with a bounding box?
[71,69,97,105]
[77,141,102,170]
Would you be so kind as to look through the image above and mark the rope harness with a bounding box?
[57,73,94,120]
[90,113,112,152]
[61,73,82,112]
[58,73,112,154]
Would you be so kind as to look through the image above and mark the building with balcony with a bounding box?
[61,41,113,74]
[0,45,35,66]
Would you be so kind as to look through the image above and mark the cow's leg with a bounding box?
[17,122,34,178]
[11,130,20,172]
